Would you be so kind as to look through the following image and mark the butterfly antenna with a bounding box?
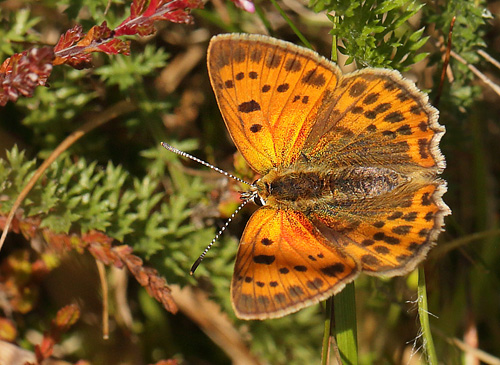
[161,142,252,186]
[190,195,255,275]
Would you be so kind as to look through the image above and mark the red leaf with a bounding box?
[96,39,131,56]
[130,0,149,18]
[114,0,203,37]
[54,304,80,330]
[0,47,54,106]
[76,22,112,47]
[54,25,84,52]
[35,337,55,363]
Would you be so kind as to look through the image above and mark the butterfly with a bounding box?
[204,33,449,320]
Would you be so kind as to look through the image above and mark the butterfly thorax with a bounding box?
[254,163,409,210]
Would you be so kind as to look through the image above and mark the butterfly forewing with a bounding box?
[231,207,358,320]
[208,34,341,174]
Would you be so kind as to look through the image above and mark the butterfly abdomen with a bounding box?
[257,165,409,208]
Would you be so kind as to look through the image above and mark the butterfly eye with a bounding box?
[253,195,266,206]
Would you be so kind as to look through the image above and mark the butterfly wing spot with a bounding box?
[391,225,412,235]
[235,72,245,80]
[320,263,346,277]
[238,100,261,113]
[261,237,273,245]
[262,84,271,93]
[301,68,327,87]
[351,106,364,114]
[302,96,309,104]
[250,47,263,62]
[233,47,247,63]
[294,265,307,272]
[307,278,325,290]
[396,254,410,263]
[279,267,289,274]
[396,124,412,135]
[397,91,411,102]
[266,52,282,68]
[384,111,406,124]
[258,295,270,306]
[410,105,424,115]
[277,83,290,92]
[289,285,305,297]
[387,212,403,220]
[224,80,234,88]
[362,254,381,266]
[249,71,258,79]
[373,232,401,245]
[364,103,391,119]
[383,79,397,91]
[274,293,287,304]
[418,139,430,159]
[362,239,375,246]
[250,124,262,133]
[374,245,390,254]
[418,121,428,132]
[284,57,302,72]
[253,254,276,264]
[349,81,368,97]
[363,92,380,105]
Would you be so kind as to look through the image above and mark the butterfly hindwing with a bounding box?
[231,206,358,320]
[304,69,445,174]
[307,180,448,276]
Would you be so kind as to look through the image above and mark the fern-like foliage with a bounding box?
[0,144,216,286]
[309,0,428,70]
[425,0,490,110]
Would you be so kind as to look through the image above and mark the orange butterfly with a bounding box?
[202,33,450,320]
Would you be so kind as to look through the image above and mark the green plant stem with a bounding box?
[321,297,333,365]
[269,0,313,49]
[330,14,339,62]
[418,267,438,364]
[334,282,358,364]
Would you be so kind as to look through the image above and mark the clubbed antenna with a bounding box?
[161,142,257,275]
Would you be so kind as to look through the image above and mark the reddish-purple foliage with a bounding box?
[0,0,203,106]
[0,48,54,106]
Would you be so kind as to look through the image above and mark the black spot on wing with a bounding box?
[253,255,275,265]
[238,100,261,113]
[301,69,326,87]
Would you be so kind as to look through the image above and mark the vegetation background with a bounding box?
[0,0,499,364]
